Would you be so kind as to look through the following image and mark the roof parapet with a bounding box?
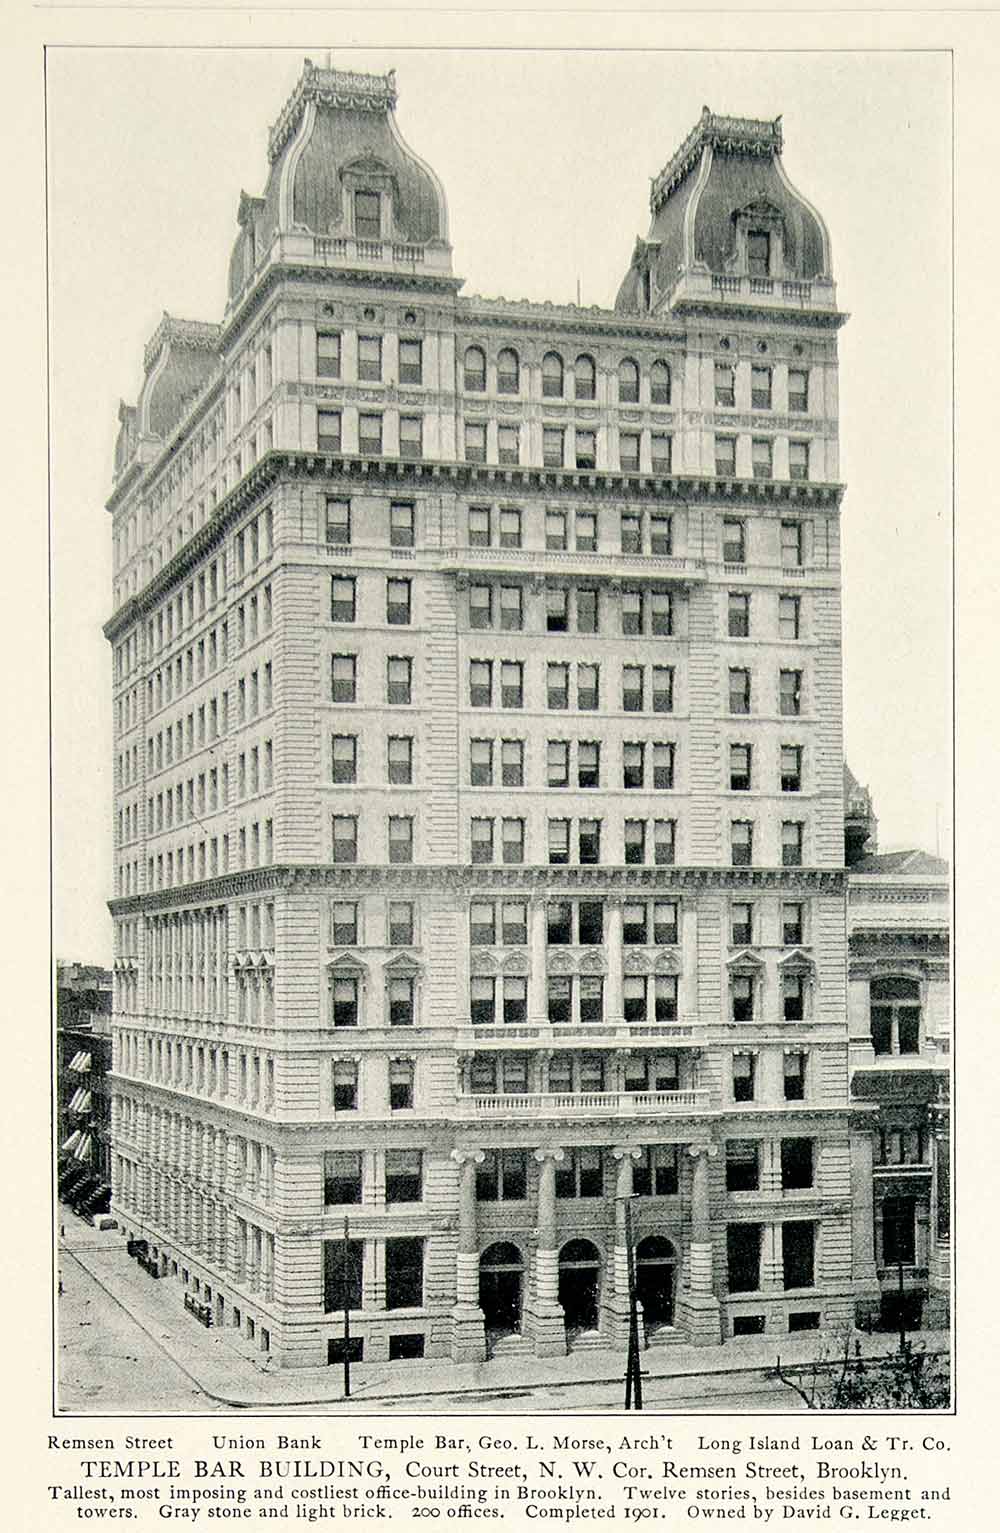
[268,59,398,163]
[651,106,783,213]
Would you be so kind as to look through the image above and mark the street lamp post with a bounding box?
[622,1198,643,1411]
[342,1216,352,1399]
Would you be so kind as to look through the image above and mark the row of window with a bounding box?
[467,966,810,1027]
[465,506,806,567]
[144,661,272,778]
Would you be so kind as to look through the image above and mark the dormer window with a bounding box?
[354,190,382,241]
[747,230,771,277]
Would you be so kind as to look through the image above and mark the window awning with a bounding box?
[74,1134,93,1162]
[68,1088,92,1113]
[61,1130,82,1152]
[69,1051,92,1072]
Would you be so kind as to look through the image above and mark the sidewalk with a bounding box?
[58,1217,949,1412]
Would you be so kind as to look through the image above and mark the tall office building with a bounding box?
[106,65,864,1368]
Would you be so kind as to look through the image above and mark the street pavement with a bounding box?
[57,1213,949,1415]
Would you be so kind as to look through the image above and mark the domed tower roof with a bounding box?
[228,59,452,303]
[616,107,833,316]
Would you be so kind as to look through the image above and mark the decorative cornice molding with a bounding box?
[268,62,397,164]
[670,297,845,331]
[651,109,782,213]
[143,313,222,377]
[108,862,847,918]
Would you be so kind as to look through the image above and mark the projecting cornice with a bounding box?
[108,862,847,917]
[103,448,844,640]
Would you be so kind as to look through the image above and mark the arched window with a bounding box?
[464,345,486,393]
[619,358,640,404]
[497,348,520,395]
[650,359,671,405]
[542,351,564,399]
[574,354,596,401]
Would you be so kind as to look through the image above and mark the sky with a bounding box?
[46,46,952,964]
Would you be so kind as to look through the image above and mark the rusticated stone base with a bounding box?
[675,1289,722,1346]
[449,1303,487,1363]
[522,1303,568,1358]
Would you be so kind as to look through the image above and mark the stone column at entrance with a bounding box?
[603,1146,643,1347]
[524,1146,567,1357]
[676,1143,721,1345]
[449,1148,487,1362]
[848,1112,881,1329]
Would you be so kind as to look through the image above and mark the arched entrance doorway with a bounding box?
[558,1239,601,1335]
[479,1242,523,1338]
[635,1236,676,1330]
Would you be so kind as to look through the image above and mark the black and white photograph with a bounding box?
[43,33,958,1438]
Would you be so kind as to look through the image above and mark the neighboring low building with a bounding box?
[57,962,114,1217]
[845,771,950,1331]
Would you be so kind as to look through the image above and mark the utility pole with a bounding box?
[343,1216,352,1399]
[622,1198,643,1410]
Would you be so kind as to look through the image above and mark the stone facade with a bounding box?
[104,65,866,1367]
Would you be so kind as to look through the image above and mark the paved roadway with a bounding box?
[59,1245,802,1416]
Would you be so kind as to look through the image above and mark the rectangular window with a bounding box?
[623,741,645,789]
[357,335,382,382]
[501,900,527,945]
[622,902,648,945]
[499,507,522,547]
[388,976,414,1026]
[623,975,647,1023]
[464,422,487,463]
[470,737,493,787]
[543,427,565,468]
[575,510,597,551]
[502,974,528,1025]
[782,1221,815,1290]
[468,506,491,547]
[622,664,644,713]
[621,511,643,554]
[781,745,803,793]
[779,594,801,640]
[358,412,382,455]
[650,593,672,636]
[547,976,572,1026]
[398,416,422,460]
[654,974,678,1021]
[470,818,494,864]
[387,655,413,705]
[624,819,646,865]
[332,816,358,865]
[398,338,422,385]
[752,437,773,480]
[782,901,804,945]
[751,365,772,410]
[470,901,496,946]
[501,818,524,864]
[723,518,746,564]
[650,665,674,714]
[731,901,753,946]
[652,741,675,790]
[387,578,411,625]
[715,435,737,477]
[332,901,358,946]
[727,1224,761,1293]
[578,818,601,864]
[326,498,351,546]
[331,576,356,623]
[782,820,804,867]
[621,590,643,634]
[733,1053,756,1103]
[387,736,413,786]
[576,662,599,711]
[726,1140,760,1192]
[324,1151,362,1206]
[354,190,381,240]
[389,1058,415,1111]
[497,425,519,465]
[547,900,572,946]
[386,1237,424,1310]
[501,738,524,786]
[469,583,492,630]
[548,818,570,866]
[747,230,771,277]
[730,743,752,792]
[781,1138,814,1191]
[649,512,673,555]
[317,409,342,453]
[547,587,569,633]
[653,819,676,866]
[732,975,755,1021]
[323,1237,363,1313]
[651,433,672,474]
[789,439,809,481]
[788,369,808,413]
[333,1060,358,1112]
[470,976,495,1026]
[575,430,597,469]
[781,520,804,568]
[389,901,414,946]
[469,660,492,708]
[577,587,599,634]
[317,331,342,378]
[784,1052,806,1101]
[386,1149,422,1204]
[620,431,641,472]
[882,1197,917,1266]
[546,509,568,550]
[728,592,750,638]
[332,734,357,784]
[500,661,523,708]
[783,974,806,1021]
[634,1145,679,1197]
[729,667,751,715]
[577,740,600,788]
[715,363,736,408]
[547,740,570,788]
[332,654,356,702]
[780,669,803,716]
